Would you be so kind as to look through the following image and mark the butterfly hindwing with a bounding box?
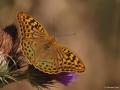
[35,58,59,74]
[33,39,60,74]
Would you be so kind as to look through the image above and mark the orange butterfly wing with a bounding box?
[17,12,85,74]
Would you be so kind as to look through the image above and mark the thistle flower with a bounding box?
[0,26,17,87]
[0,24,78,89]
[27,65,77,88]
[0,27,12,55]
[55,72,77,86]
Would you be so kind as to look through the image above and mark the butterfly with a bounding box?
[16,12,85,74]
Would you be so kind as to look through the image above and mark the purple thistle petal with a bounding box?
[55,72,77,86]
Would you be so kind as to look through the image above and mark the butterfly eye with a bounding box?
[43,43,50,50]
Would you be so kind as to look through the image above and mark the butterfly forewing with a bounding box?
[17,12,85,74]
[17,12,49,39]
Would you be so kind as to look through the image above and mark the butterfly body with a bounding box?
[17,12,85,74]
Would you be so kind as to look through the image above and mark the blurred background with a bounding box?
[0,0,120,90]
